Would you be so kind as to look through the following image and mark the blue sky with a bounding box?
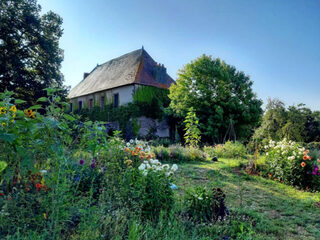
[38,0,320,110]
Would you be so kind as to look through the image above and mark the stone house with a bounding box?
[68,47,175,137]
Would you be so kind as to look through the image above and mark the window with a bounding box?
[78,101,82,111]
[100,96,104,110]
[114,93,119,108]
[89,98,93,110]
[70,103,73,112]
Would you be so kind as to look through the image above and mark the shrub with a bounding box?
[263,139,320,190]
[184,186,228,223]
[204,141,247,159]
[153,144,207,162]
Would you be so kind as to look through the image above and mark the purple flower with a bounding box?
[102,166,107,173]
[91,163,95,169]
[79,159,85,165]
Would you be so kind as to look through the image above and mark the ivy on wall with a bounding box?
[73,85,171,138]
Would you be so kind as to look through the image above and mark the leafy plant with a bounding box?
[184,186,227,223]
[184,107,201,148]
[204,141,247,159]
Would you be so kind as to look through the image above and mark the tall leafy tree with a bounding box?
[253,99,320,144]
[169,54,262,143]
[0,0,66,106]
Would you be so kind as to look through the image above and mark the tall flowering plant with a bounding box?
[120,139,178,219]
[264,139,317,189]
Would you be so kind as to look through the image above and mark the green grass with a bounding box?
[173,158,320,240]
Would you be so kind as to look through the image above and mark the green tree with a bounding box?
[252,98,287,143]
[253,99,320,144]
[0,0,66,106]
[184,107,201,148]
[169,54,262,143]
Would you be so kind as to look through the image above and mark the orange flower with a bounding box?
[268,173,272,178]
[307,156,311,160]
[139,155,145,160]
[125,147,129,152]
[303,155,307,160]
[305,150,309,154]
[301,162,306,167]
[274,178,277,181]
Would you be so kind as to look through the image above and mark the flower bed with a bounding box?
[263,139,320,190]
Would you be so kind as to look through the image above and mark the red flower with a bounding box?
[301,162,306,167]
[0,193,4,196]
[36,183,43,191]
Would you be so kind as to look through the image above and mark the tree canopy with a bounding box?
[0,0,66,106]
[253,98,320,144]
[169,54,263,143]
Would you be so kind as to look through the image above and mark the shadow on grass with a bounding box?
[174,161,320,240]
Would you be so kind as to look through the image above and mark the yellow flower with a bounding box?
[1,122,5,127]
[24,109,36,118]
[9,105,17,113]
[43,213,47,219]
[0,107,7,115]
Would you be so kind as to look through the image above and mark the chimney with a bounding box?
[83,72,89,79]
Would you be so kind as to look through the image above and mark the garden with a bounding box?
[1,1,320,239]
[1,89,320,240]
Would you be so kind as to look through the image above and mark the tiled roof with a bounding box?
[68,48,175,99]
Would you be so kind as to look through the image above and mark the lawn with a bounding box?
[173,158,320,240]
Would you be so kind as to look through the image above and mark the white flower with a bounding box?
[162,164,169,169]
[126,142,130,147]
[138,163,146,171]
[198,197,203,200]
[142,170,148,176]
[171,164,178,172]
[39,170,47,174]
[130,139,134,144]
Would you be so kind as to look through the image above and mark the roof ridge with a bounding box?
[98,48,143,67]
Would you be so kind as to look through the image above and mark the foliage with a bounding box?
[153,144,207,162]
[184,186,227,223]
[252,98,320,145]
[263,138,320,190]
[0,0,68,106]
[204,141,247,159]
[169,54,263,143]
[133,85,170,109]
[184,107,201,148]
[0,89,180,238]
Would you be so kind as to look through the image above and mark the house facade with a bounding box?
[68,48,175,137]
[68,48,175,111]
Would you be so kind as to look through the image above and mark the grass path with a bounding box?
[173,158,320,239]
